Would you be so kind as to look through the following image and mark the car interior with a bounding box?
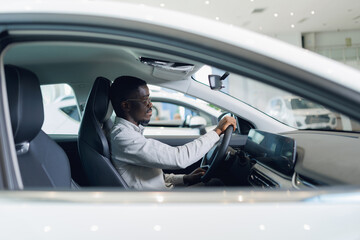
[2,32,360,190]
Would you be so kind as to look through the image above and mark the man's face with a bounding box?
[127,85,152,125]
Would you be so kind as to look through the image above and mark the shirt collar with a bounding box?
[115,117,145,134]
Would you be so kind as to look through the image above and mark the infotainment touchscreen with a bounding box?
[244,129,296,177]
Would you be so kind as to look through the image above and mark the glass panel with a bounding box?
[41,84,80,135]
[344,47,358,60]
[150,101,213,127]
[330,48,344,60]
[138,85,223,136]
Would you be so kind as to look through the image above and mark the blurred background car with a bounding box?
[42,93,81,135]
[266,96,337,129]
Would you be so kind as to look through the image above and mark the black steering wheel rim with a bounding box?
[201,125,233,182]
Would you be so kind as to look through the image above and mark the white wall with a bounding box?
[267,32,303,47]
[264,30,360,70]
[303,29,360,70]
[304,30,360,47]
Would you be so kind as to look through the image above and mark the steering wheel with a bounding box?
[201,125,233,182]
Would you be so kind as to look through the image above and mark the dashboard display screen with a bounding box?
[245,129,296,177]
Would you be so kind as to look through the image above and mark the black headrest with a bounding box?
[5,65,44,144]
[88,76,113,123]
[78,76,112,157]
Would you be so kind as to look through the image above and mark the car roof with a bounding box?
[1,0,360,93]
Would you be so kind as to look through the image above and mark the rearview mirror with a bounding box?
[208,72,229,90]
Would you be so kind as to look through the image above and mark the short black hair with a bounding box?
[110,76,147,116]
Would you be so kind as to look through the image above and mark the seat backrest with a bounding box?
[5,65,74,188]
[78,77,128,188]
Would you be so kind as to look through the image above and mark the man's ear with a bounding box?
[120,101,130,112]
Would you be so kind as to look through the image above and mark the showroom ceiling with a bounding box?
[116,0,360,34]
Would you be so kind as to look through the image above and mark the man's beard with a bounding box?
[139,119,150,126]
[139,107,152,126]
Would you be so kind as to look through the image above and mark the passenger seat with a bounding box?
[5,65,78,189]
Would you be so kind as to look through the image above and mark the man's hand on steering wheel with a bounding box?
[214,116,237,136]
[200,116,237,183]
[183,168,206,186]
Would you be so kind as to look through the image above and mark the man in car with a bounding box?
[109,76,236,190]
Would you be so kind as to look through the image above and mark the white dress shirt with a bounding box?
[108,117,220,190]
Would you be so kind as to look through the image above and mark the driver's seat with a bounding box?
[78,77,128,188]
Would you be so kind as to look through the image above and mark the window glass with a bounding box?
[193,66,360,131]
[40,84,80,135]
[110,85,223,136]
[150,101,213,126]
[142,85,222,136]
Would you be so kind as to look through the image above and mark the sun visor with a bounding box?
[140,57,194,81]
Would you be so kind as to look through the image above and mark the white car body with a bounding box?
[1,191,360,240]
[0,1,360,240]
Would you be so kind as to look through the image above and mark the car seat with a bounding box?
[78,76,128,188]
[5,65,78,189]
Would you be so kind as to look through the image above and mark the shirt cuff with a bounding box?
[164,173,185,186]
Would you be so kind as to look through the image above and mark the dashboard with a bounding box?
[230,129,360,189]
[284,130,360,186]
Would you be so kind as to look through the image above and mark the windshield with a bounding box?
[193,66,360,132]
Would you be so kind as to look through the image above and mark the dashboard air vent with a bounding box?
[249,170,279,188]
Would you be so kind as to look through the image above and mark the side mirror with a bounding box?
[208,72,229,90]
[189,116,207,128]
